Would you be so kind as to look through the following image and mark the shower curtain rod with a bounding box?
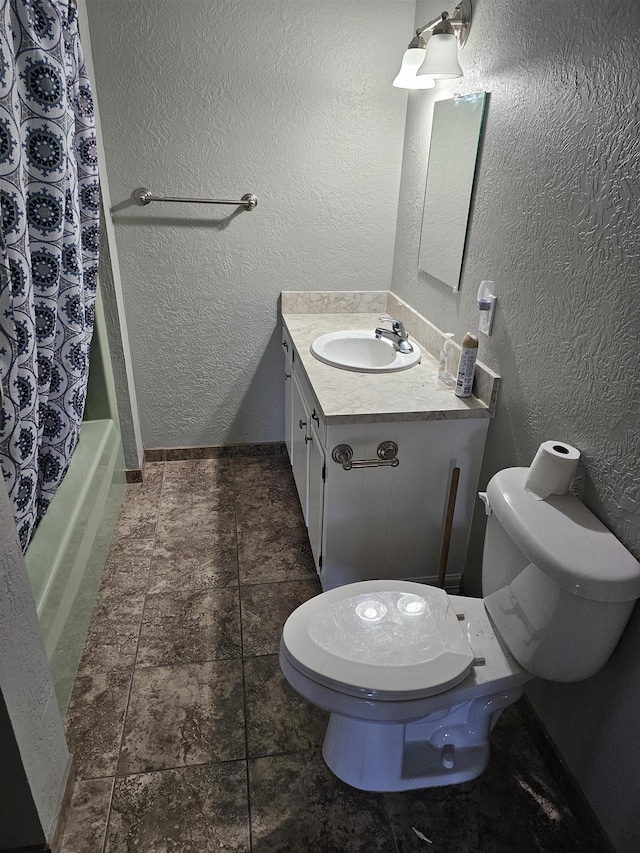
[133,187,258,210]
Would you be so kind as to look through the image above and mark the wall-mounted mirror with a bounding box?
[418,92,487,291]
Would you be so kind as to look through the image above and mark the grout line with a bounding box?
[107,755,249,780]
[100,461,165,852]
[233,454,254,852]
[99,776,116,853]
[380,792,402,853]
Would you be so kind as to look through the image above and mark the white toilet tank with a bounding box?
[481,468,640,682]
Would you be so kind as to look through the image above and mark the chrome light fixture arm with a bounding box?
[412,1,472,50]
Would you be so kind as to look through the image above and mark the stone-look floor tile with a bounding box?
[233,462,296,497]
[159,487,235,515]
[105,762,250,853]
[66,671,131,779]
[77,593,145,675]
[139,460,166,486]
[118,660,245,775]
[161,457,234,493]
[113,502,159,540]
[113,465,165,540]
[58,777,113,853]
[236,489,304,535]
[233,460,296,493]
[238,522,316,585]
[147,530,238,594]
[244,655,327,758]
[136,587,242,667]
[99,538,154,597]
[156,499,236,540]
[240,580,321,656]
[384,706,605,853]
[233,455,295,491]
[249,750,396,852]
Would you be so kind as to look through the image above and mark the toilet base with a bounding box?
[321,687,524,792]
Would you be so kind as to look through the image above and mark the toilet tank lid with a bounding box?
[486,468,640,603]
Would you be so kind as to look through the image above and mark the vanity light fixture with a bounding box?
[393,0,472,89]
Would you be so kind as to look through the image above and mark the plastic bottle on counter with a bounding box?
[438,333,456,387]
[455,333,478,398]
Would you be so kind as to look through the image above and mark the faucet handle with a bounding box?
[378,316,406,335]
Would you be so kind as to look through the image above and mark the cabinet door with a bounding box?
[282,332,293,462]
[322,420,459,588]
[307,426,325,574]
[291,373,310,524]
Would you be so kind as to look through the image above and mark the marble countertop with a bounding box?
[282,313,492,424]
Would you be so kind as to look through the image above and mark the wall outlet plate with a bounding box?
[478,295,496,335]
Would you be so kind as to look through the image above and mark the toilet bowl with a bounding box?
[280,581,530,791]
[280,467,640,792]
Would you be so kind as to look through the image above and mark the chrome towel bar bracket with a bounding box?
[332,441,399,471]
[133,187,258,210]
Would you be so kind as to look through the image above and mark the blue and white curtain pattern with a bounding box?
[0,0,99,551]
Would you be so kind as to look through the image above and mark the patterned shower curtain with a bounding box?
[0,0,99,551]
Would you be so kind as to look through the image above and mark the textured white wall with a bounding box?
[84,0,639,846]
[77,0,144,470]
[0,478,69,841]
[392,2,640,850]
[85,0,414,449]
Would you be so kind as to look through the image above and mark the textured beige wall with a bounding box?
[392,2,640,849]
[86,0,414,449]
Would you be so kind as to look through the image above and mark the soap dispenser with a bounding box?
[438,334,456,387]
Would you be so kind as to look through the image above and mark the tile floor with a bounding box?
[60,453,610,852]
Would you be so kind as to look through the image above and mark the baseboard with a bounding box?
[515,696,616,853]
[125,468,143,483]
[143,442,287,463]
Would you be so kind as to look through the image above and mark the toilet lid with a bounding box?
[281,580,476,701]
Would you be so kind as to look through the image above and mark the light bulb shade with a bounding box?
[393,47,434,89]
[411,74,436,90]
[419,33,463,79]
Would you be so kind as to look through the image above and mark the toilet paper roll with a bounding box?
[524,441,580,500]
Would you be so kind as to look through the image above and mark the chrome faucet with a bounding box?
[374,317,414,353]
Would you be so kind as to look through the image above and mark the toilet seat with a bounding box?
[281,580,477,701]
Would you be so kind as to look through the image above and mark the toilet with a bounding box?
[280,467,640,792]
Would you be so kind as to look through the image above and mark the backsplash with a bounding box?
[280,291,388,314]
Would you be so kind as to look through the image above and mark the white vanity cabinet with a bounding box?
[282,326,489,592]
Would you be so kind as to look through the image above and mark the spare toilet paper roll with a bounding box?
[524,441,580,500]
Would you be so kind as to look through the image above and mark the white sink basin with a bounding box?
[310,330,421,373]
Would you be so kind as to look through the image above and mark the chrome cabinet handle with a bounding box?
[299,419,306,429]
[332,441,399,471]
[305,435,313,444]
[311,409,320,426]
[285,372,291,380]
[282,340,289,351]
